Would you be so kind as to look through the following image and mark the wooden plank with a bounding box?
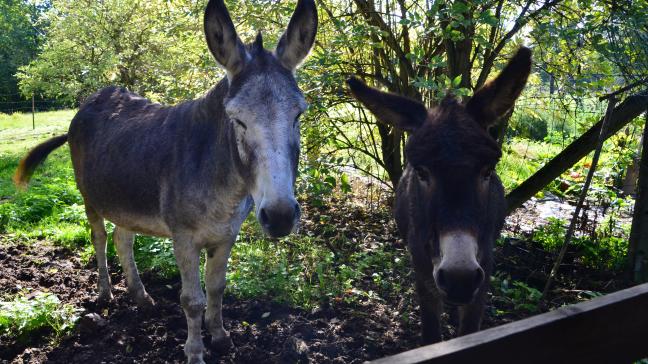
[371,282,648,364]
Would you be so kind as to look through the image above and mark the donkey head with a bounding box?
[348,48,531,304]
[204,0,317,238]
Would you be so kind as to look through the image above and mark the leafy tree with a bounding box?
[531,0,648,96]
[300,0,564,188]
[17,0,216,105]
[0,0,44,110]
[15,0,646,194]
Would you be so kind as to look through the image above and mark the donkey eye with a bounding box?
[232,118,247,130]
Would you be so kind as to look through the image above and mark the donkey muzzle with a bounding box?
[258,199,300,238]
[434,231,484,304]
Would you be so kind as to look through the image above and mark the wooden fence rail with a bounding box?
[371,282,648,364]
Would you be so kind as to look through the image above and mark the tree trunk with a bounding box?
[622,135,641,196]
[628,112,648,283]
[443,0,474,90]
[377,122,403,189]
[505,91,648,214]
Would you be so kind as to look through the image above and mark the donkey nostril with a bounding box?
[259,208,269,226]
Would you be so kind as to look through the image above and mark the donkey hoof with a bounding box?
[211,335,234,353]
[96,291,113,307]
[135,293,156,311]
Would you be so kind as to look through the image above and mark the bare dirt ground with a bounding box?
[0,242,421,364]
[1,233,632,364]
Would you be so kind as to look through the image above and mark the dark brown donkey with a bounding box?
[347,48,531,344]
[13,0,317,362]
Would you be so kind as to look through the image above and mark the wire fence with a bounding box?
[499,84,648,244]
[0,93,71,114]
[0,93,73,133]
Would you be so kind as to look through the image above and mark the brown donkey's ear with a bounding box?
[347,77,428,133]
[466,47,532,128]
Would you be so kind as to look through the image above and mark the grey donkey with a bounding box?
[13,0,317,362]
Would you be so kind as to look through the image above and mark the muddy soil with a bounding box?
[0,234,631,363]
[0,243,423,364]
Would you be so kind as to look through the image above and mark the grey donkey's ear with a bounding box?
[204,0,248,77]
[276,0,318,71]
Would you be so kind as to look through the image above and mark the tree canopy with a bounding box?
[0,0,44,106]
[12,0,648,188]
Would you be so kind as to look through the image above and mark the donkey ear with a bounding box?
[466,47,532,128]
[276,0,318,71]
[204,0,248,77]
[347,77,428,133]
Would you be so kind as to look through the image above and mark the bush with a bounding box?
[491,272,542,314]
[509,113,548,141]
[0,292,80,342]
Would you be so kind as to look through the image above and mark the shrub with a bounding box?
[509,113,548,141]
[0,291,80,342]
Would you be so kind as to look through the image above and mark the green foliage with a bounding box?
[509,113,548,141]
[531,216,630,271]
[0,291,80,341]
[132,236,178,279]
[497,137,563,191]
[532,217,568,252]
[491,273,542,314]
[297,157,352,207]
[18,0,215,104]
[532,0,647,91]
[0,0,44,107]
[226,212,409,308]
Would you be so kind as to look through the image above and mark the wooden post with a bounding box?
[542,97,617,299]
[32,93,35,130]
[629,111,648,283]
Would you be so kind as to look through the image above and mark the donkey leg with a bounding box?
[204,242,234,351]
[86,207,112,304]
[113,226,155,309]
[415,278,443,344]
[174,238,206,364]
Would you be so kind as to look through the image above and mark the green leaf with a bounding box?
[451,2,469,14]
[452,75,462,87]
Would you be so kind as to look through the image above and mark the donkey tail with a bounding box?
[13,134,69,189]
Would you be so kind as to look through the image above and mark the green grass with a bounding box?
[498,137,563,191]
[0,109,75,154]
[0,110,75,131]
[0,291,80,342]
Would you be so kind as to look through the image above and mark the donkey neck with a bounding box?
[176,78,250,201]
